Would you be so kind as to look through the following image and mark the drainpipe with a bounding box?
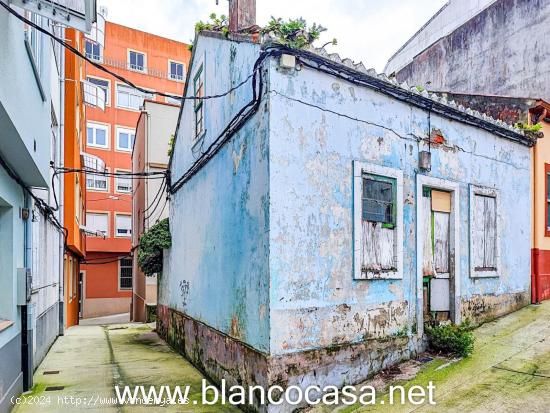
[532,118,538,304]
[22,192,33,391]
[58,27,66,333]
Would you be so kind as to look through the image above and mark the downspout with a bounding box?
[22,191,32,391]
[58,27,66,333]
[532,132,539,304]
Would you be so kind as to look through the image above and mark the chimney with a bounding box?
[229,0,256,32]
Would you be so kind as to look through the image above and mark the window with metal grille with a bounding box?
[362,175,396,227]
[119,258,133,290]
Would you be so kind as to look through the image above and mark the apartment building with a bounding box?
[132,100,179,322]
[82,21,189,318]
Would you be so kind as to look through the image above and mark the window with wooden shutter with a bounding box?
[470,186,499,278]
[353,162,403,280]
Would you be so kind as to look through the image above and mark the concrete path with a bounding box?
[79,313,130,326]
[12,323,238,412]
[12,303,550,412]
[313,302,550,413]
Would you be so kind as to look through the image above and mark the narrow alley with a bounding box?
[12,322,238,412]
[11,302,550,412]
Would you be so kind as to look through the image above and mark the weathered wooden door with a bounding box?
[423,189,452,318]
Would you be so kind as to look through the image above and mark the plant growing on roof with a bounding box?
[195,13,229,37]
[261,17,334,49]
[137,218,171,277]
[514,122,543,132]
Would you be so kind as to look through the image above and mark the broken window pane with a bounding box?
[362,177,394,224]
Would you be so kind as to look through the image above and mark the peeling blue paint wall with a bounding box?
[164,34,270,352]
[267,59,531,355]
[165,37,531,360]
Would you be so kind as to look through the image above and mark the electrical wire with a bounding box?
[0,152,66,237]
[142,178,167,214]
[169,43,533,195]
[153,196,169,223]
[143,182,168,221]
[0,1,260,103]
[169,47,279,194]
[144,193,168,221]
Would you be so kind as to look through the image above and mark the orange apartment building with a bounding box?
[63,28,87,328]
[82,21,189,318]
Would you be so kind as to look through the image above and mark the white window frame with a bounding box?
[168,59,185,82]
[86,75,111,106]
[193,62,205,141]
[115,126,135,152]
[118,258,133,290]
[86,212,109,237]
[85,39,102,62]
[469,185,500,278]
[86,122,109,149]
[86,169,109,192]
[115,169,132,194]
[127,48,147,73]
[115,83,153,111]
[353,161,403,280]
[115,213,132,238]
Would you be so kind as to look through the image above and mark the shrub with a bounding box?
[195,13,229,37]
[425,322,474,357]
[137,218,171,277]
[514,122,542,132]
[261,17,332,49]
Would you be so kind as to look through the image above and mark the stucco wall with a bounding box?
[164,35,270,352]
[385,0,498,74]
[394,0,550,100]
[267,59,531,355]
[0,7,53,187]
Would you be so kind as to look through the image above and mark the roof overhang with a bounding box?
[9,0,97,33]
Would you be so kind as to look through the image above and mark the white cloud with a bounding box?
[98,0,447,72]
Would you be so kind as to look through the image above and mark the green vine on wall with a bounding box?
[138,218,172,277]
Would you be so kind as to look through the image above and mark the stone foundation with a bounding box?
[461,291,530,325]
[157,305,423,412]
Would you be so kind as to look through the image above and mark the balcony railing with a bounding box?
[87,53,185,82]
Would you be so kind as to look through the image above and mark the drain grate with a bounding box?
[43,371,60,375]
[45,386,65,391]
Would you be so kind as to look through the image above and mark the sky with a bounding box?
[97,0,448,72]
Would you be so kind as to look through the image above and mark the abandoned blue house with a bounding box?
[159,25,536,411]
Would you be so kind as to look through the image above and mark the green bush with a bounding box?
[425,322,475,357]
[261,17,332,49]
[137,218,171,277]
